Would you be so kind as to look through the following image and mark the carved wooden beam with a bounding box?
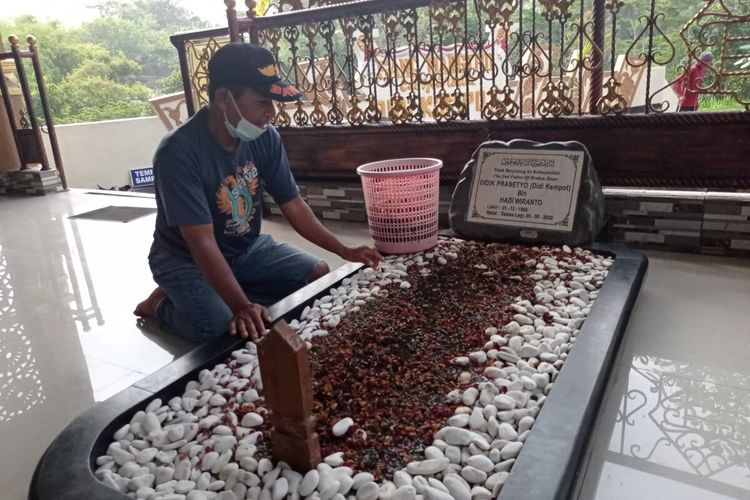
[279,112,750,189]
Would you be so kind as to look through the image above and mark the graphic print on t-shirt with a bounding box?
[216,161,260,235]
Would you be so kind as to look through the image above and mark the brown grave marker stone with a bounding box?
[257,320,322,471]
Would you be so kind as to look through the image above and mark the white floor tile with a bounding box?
[0,190,375,498]
[3,190,750,500]
[576,251,750,500]
[84,356,141,391]
[93,370,148,402]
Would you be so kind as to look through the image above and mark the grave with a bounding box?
[31,239,645,499]
[30,141,645,500]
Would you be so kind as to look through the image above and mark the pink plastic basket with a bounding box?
[356,157,443,254]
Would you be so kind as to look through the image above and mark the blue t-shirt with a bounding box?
[149,107,299,263]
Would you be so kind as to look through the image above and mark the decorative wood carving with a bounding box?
[278,113,750,189]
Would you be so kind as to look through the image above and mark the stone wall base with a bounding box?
[264,183,750,257]
[0,169,64,196]
[601,189,750,257]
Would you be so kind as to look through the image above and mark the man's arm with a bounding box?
[179,224,269,339]
[279,194,382,267]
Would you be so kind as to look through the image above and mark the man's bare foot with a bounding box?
[134,287,167,318]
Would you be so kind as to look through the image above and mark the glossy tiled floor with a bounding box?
[575,251,750,500]
[1,190,749,499]
[0,189,372,500]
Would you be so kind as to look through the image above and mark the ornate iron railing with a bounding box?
[170,0,750,126]
[1,35,66,185]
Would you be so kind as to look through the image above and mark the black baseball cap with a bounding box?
[208,43,303,102]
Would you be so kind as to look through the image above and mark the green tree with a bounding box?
[92,0,206,31]
[81,0,209,92]
[157,66,186,94]
[0,15,87,84]
[1,0,213,123]
[48,74,152,124]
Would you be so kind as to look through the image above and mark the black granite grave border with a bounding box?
[499,244,647,500]
[28,262,362,500]
[29,246,646,500]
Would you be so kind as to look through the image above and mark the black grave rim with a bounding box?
[499,243,647,500]
[28,244,647,500]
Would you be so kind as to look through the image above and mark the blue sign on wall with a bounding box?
[130,167,154,187]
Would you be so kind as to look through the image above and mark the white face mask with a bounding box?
[223,92,267,142]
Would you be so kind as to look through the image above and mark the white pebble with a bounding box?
[241,413,263,428]
[500,441,523,459]
[324,452,345,467]
[406,457,449,476]
[332,417,354,437]
[299,469,319,496]
[356,481,379,500]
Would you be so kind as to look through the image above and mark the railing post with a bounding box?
[589,0,606,114]
[245,0,260,44]
[643,0,656,113]
[226,0,259,43]
[9,35,48,170]
[226,0,240,42]
[171,35,196,117]
[0,49,23,169]
[27,36,66,188]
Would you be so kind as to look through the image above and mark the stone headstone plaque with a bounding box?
[450,139,604,246]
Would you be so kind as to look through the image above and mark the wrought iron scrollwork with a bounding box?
[186,36,228,109]
[625,0,676,112]
[174,0,749,125]
[612,355,750,483]
[676,0,750,110]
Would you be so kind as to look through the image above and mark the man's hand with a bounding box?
[279,197,384,269]
[341,245,383,268]
[229,303,271,340]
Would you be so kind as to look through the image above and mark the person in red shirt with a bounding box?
[675,51,714,111]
